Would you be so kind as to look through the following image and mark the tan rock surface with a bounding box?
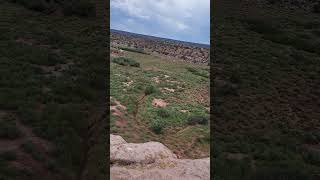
[110,134,210,180]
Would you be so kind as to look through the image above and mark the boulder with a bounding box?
[110,134,210,180]
[110,134,127,146]
[111,142,177,164]
[110,158,210,180]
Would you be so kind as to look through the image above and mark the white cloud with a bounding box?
[111,0,209,32]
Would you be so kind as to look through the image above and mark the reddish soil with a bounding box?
[152,98,168,108]
[0,112,54,177]
[110,97,129,127]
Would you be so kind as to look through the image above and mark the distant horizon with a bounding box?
[111,0,210,45]
[111,28,210,46]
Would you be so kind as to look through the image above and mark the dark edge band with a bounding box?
[210,0,215,178]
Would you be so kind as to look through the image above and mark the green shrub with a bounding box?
[215,83,238,96]
[0,116,21,139]
[27,0,50,12]
[214,155,252,180]
[112,57,140,67]
[187,116,209,125]
[250,166,312,180]
[46,159,59,172]
[0,151,16,161]
[186,67,209,78]
[144,85,157,95]
[12,0,55,14]
[245,19,280,35]
[11,0,95,17]
[62,0,95,17]
[21,141,45,161]
[313,2,320,14]
[156,108,170,118]
[119,47,147,54]
[150,119,166,134]
[302,148,320,166]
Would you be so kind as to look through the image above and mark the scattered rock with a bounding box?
[179,110,189,113]
[152,99,168,108]
[123,80,134,87]
[163,87,175,92]
[151,76,160,83]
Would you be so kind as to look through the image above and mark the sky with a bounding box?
[110,0,210,45]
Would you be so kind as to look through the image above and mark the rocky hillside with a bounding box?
[213,0,320,179]
[110,31,210,64]
[110,135,210,180]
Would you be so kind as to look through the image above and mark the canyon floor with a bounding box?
[110,50,210,159]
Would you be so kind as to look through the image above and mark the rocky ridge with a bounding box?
[111,31,210,64]
[110,134,210,180]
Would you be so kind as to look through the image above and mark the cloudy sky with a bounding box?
[110,0,210,44]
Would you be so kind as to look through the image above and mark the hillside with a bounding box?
[0,0,107,179]
[110,42,210,159]
[213,0,320,179]
[111,30,210,64]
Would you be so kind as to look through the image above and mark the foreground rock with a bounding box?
[110,134,210,180]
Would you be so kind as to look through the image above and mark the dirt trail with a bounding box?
[77,107,106,180]
[133,94,146,120]
[0,114,53,154]
[0,112,54,177]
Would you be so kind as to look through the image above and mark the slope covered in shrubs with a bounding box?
[7,0,96,17]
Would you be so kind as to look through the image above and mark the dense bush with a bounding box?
[156,108,170,118]
[21,141,45,161]
[144,85,157,95]
[187,116,209,125]
[186,67,209,78]
[112,57,140,67]
[0,151,16,161]
[150,119,166,134]
[119,47,147,54]
[313,2,320,13]
[250,166,312,180]
[9,0,95,17]
[302,148,320,166]
[0,116,21,139]
[62,0,95,17]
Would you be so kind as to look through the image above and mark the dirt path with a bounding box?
[77,107,106,180]
[0,112,54,177]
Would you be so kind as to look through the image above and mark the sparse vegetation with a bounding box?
[0,152,16,161]
[0,116,21,139]
[214,1,320,179]
[144,84,157,95]
[186,67,209,78]
[150,119,166,134]
[156,108,170,118]
[8,0,96,17]
[112,57,140,67]
[187,116,209,125]
[111,46,210,158]
[21,141,45,161]
[0,0,106,179]
[119,47,147,54]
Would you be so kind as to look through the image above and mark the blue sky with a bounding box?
[110,0,210,45]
